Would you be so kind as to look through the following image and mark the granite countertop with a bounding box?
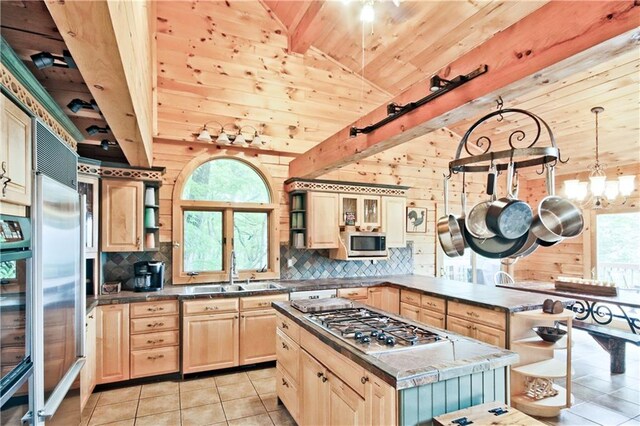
[273,300,519,390]
[86,274,574,314]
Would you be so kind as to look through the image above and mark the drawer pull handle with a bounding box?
[466,311,480,318]
[147,322,165,328]
[317,372,328,383]
[466,325,473,329]
[147,354,165,360]
[348,292,358,296]
[281,342,289,350]
[281,378,289,388]
[147,339,165,344]
[361,376,369,384]
[281,322,288,329]
[204,306,219,311]
[14,336,25,341]
[258,302,269,307]
[147,307,165,312]
[88,314,94,319]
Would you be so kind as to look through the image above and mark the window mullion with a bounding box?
[223,209,234,274]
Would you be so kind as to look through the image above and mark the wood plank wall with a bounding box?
[514,163,640,282]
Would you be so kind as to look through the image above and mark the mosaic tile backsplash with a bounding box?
[102,242,413,287]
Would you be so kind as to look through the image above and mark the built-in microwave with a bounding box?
[343,231,387,257]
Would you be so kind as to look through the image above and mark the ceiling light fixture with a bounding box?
[67,98,100,114]
[30,50,76,70]
[195,122,266,147]
[564,107,635,208]
[100,140,116,151]
[429,75,454,92]
[360,1,375,23]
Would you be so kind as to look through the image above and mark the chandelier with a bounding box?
[563,107,635,208]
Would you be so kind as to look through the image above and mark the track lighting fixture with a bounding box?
[86,124,110,136]
[429,75,453,92]
[31,50,76,70]
[101,140,110,151]
[67,98,100,114]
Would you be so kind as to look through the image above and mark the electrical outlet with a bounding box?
[287,259,294,268]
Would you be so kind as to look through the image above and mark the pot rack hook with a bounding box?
[558,150,570,164]
[443,170,452,180]
[535,162,546,176]
[496,96,504,122]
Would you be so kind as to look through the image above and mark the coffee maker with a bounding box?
[133,261,165,292]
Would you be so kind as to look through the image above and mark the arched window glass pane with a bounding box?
[182,159,270,203]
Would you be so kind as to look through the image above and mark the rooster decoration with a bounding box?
[407,209,425,232]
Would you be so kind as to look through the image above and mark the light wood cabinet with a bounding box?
[339,194,360,227]
[446,315,475,339]
[277,364,300,423]
[0,94,32,208]
[366,374,397,426]
[328,371,367,426]
[420,308,445,329]
[381,196,406,248]
[96,304,130,384]
[446,315,506,347]
[381,287,400,314]
[307,191,339,249]
[360,195,380,229]
[366,287,383,308]
[240,309,278,365]
[338,287,368,301]
[80,311,96,411]
[182,312,239,374]
[78,175,100,254]
[101,179,144,252]
[400,302,420,322]
[300,350,328,426]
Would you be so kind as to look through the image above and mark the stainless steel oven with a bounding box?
[343,231,387,257]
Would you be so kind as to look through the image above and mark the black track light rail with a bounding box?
[349,64,488,138]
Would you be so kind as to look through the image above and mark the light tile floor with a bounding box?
[82,366,295,426]
[81,329,640,426]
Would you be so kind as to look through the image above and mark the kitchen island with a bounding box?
[273,299,519,426]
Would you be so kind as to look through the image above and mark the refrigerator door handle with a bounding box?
[78,194,87,358]
[36,357,85,421]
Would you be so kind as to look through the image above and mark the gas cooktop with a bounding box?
[305,308,450,354]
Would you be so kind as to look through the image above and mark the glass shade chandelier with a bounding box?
[564,107,635,208]
[196,121,264,147]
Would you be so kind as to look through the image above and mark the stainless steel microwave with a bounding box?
[343,231,387,257]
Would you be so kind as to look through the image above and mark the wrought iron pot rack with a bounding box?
[448,107,567,176]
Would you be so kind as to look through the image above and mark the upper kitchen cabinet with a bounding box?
[101,179,144,252]
[0,94,32,208]
[381,197,406,248]
[307,191,340,249]
[339,195,380,229]
[78,174,100,254]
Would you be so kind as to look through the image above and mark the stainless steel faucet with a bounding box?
[229,250,239,285]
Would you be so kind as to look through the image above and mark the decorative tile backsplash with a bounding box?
[279,243,413,280]
[102,242,413,286]
[102,242,172,288]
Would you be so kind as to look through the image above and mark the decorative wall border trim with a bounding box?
[285,179,408,196]
[1,36,83,148]
[78,163,164,181]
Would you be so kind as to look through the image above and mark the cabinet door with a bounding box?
[473,322,506,348]
[307,192,339,249]
[300,350,329,426]
[240,309,277,365]
[339,194,359,227]
[381,197,406,248]
[381,287,400,314]
[446,315,475,339]
[101,179,144,252]
[328,371,366,426]
[182,313,239,374]
[420,309,445,329]
[78,175,100,254]
[366,374,397,426]
[96,305,129,384]
[367,288,383,309]
[359,196,380,228]
[0,94,32,207]
[81,311,97,410]
[400,302,420,322]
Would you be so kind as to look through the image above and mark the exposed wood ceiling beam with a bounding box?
[261,1,327,54]
[45,0,153,167]
[289,1,640,179]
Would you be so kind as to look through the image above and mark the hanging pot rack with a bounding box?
[447,107,568,176]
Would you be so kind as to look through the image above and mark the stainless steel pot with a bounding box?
[466,163,497,239]
[486,161,533,239]
[531,167,584,243]
[437,177,465,257]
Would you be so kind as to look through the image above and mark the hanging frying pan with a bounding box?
[486,160,533,239]
[437,177,465,257]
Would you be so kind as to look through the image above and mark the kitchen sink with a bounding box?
[242,282,284,291]
[188,284,245,294]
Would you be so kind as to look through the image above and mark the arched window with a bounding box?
[173,156,278,284]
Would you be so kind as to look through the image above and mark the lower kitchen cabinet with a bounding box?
[240,309,277,365]
[446,301,506,348]
[446,315,506,348]
[420,308,445,329]
[80,310,96,411]
[183,313,239,374]
[400,302,420,322]
[130,346,180,378]
[328,371,367,426]
[366,286,400,314]
[366,374,397,426]
[367,287,383,309]
[299,350,326,426]
[96,304,130,384]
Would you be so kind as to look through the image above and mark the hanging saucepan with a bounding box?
[531,166,584,243]
[506,171,540,259]
[437,176,465,257]
[466,161,497,239]
[462,173,528,259]
[486,160,533,239]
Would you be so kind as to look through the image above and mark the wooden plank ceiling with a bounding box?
[0,0,127,163]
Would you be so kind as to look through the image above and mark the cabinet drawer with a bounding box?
[276,312,300,343]
[400,302,420,322]
[130,346,179,379]
[400,290,421,307]
[276,364,299,422]
[420,309,445,329]
[131,330,179,350]
[421,294,445,313]
[276,329,299,381]
[337,287,368,300]
[301,329,365,397]
[1,311,25,328]
[240,293,288,311]
[130,315,179,335]
[131,301,178,318]
[183,298,239,315]
[447,301,505,330]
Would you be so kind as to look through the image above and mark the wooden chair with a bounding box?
[494,271,514,286]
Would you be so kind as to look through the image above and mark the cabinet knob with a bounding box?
[281,322,288,329]
[136,237,141,246]
[281,378,289,388]
[281,342,289,350]
[88,314,94,319]
[172,241,180,248]
[361,376,369,384]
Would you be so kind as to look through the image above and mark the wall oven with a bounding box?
[0,214,33,420]
[343,231,387,257]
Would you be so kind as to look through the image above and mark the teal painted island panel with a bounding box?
[399,367,507,425]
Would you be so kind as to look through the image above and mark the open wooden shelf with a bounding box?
[515,309,574,321]
[512,385,574,418]
[513,336,568,350]
[512,358,572,379]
